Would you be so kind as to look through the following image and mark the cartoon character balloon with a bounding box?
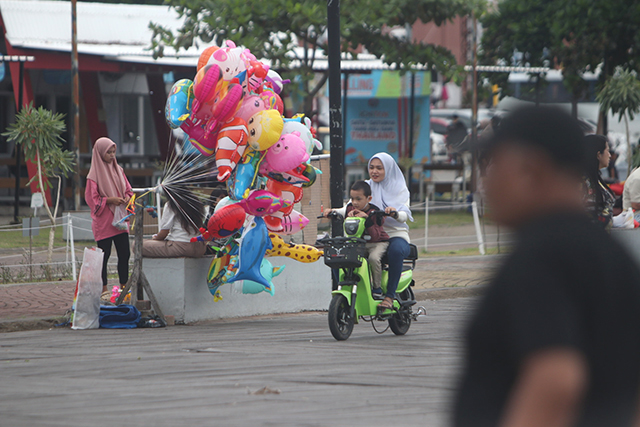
[259,131,310,175]
[246,110,284,151]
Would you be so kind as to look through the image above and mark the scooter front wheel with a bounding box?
[328,294,354,341]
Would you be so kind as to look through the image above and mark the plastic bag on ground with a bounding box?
[72,247,104,330]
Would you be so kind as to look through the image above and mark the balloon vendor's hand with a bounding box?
[107,197,126,206]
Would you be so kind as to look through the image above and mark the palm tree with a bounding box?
[597,68,640,174]
[3,104,75,278]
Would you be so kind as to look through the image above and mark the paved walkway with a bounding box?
[0,297,476,426]
[0,255,496,330]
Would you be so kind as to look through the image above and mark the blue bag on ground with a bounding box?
[99,305,141,329]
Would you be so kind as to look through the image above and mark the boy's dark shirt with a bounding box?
[453,212,640,427]
[345,202,389,243]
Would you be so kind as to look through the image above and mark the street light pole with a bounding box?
[327,0,343,238]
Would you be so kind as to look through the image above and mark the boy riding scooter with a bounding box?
[324,180,392,299]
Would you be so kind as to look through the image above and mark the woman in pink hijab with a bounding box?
[85,137,133,297]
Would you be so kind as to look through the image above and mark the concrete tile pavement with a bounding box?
[0,254,498,331]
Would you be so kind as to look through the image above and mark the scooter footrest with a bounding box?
[400,300,416,307]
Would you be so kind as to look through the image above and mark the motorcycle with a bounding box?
[318,211,426,341]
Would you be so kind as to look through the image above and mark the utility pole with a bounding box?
[327,0,343,238]
[71,0,82,210]
[470,13,478,194]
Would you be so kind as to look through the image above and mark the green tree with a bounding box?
[597,69,640,173]
[480,0,640,122]
[3,105,76,276]
[149,0,477,117]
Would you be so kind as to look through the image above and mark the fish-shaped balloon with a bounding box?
[237,190,291,217]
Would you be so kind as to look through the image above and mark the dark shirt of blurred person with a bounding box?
[452,105,640,427]
[447,115,468,152]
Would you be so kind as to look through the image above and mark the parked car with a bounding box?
[430,108,498,131]
[431,131,448,163]
[430,117,450,135]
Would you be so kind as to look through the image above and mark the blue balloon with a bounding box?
[227,149,261,201]
[227,216,273,288]
[241,259,285,295]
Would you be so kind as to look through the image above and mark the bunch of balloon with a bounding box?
[165,41,324,300]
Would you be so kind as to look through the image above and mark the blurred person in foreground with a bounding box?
[452,106,640,427]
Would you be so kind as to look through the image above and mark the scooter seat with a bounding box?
[381,244,418,270]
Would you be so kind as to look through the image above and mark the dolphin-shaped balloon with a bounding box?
[227,216,273,288]
[241,259,285,295]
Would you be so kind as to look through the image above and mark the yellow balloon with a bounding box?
[266,233,323,263]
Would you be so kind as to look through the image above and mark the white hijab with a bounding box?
[366,152,413,227]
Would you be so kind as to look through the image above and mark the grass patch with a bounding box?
[409,210,478,229]
[0,223,67,249]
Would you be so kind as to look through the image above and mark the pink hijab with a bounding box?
[86,137,127,211]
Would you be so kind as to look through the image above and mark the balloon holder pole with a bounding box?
[115,201,166,324]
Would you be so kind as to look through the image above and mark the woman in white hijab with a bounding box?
[366,152,413,309]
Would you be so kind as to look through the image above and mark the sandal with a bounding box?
[377,297,394,311]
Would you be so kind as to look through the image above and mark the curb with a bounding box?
[0,316,67,333]
[0,286,486,333]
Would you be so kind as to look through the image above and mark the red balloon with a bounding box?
[207,204,246,238]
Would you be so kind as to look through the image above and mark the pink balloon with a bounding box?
[235,94,269,123]
[264,210,309,235]
[237,190,291,217]
[259,131,310,175]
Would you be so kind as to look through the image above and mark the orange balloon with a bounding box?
[197,46,220,72]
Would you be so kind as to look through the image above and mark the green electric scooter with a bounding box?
[319,211,426,341]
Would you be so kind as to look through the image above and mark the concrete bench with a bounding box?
[142,256,330,323]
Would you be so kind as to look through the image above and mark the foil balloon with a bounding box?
[264,210,309,235]
[240,259,285,295]
[237,190,291,217]
[165,79,193,129]
[207,204,246,239]
[227,149,261,201]
[235,94,270,123]
[247,110,284,151]
[192,64,222,115]
[197,46,220,72]
[259,131,310,175]
[266,179,303,216]
[282,116,322,155]
[266,233,323,263]
[215,117,248,182]
[206,42,245,81]
[227,216,273,288]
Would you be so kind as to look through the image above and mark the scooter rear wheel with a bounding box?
[388,311,411,335]
[328,294,354,341]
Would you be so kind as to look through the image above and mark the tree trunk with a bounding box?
[304,71,329,119]
[571,96,578,119]
[35,150,57,280]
